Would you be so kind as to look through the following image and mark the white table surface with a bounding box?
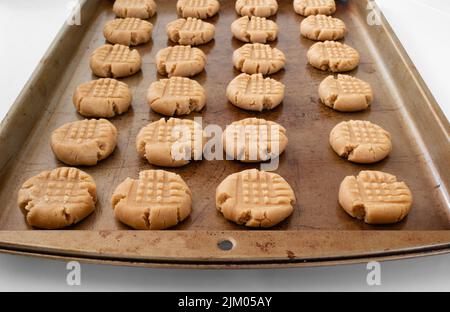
[0,0,448,291]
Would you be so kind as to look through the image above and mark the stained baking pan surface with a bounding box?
[0,0,448,268]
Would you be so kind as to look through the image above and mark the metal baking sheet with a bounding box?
[0,0,448,268]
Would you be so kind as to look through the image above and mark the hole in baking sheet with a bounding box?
[217,239,234,251]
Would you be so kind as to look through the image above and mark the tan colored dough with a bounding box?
[112,170,192,230]
[90,44,141,78]
[319,75,373,112]
[307,41,359,72]
[155,45,206,77]
[167,17,215,46]
[136,118,204,167]
[147,77,206,116]
[176,0,220,19]
[226,73,285,111]
[235,0,278,17]
[233,43,285,75]
[51,119,118,166]
[73,78,132,118]
[300,14,345,41]
[216,169,296,227]
[113,0,157,19]
[329,120,391,164]
[103,18,153,46]
[18,167,97,229]
[231,16,278,43]
[293,0,336,16]
[339,171,413,224]
[223,118,288,162]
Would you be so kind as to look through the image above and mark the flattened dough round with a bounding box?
[307,40,359,72]
[103,17,153,46]
[112,170,192,230]
[18,167,97,229]
[226,73,285,111]
[300,14,345,41]
[167,17,215,46]
[235,0,278,17]
[136,118,204,167]
[216,169,296,227]
[113,0,157,19]
[73,78,132,118]
[90,44,141,78]
[147,77,206,116]
[51,119,118,166]
[177,0,220,19]
[233,43,285,75]
[156,45,206,77]
[293,0,336,16]
[329,120,391,164]
[231,16,278,43]
[223,118,288,162]
[319,74,373,112]
[339,170,412,224]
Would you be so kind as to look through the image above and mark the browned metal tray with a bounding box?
[0,0,449,268]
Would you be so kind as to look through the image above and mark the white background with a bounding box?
[0,0,448,291]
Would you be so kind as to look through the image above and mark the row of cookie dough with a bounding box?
[17,165,412,229]
[113,0,220,20]
[111,0,338,23]
[297,2,413,224]
[17,166,296,229]
[49,116,393,167]
[49,117,289,167]
[73,72,286,119]
[113,0,327,20]
[234,0,336,18]
[73,76,205,118]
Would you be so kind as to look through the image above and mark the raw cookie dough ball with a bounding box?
[51,119,118,166]
[235,0,278,17]
[147,77,206,116]
[73,78,132,118]
[231,16,278,43]
[90,44,141,78]
[155,45,206,77]
[233,43,285,75]
[176,0,220,19]
[307,40,359,72]
[226,73,285,111]
[113,0,157,19]
[293,0,336,16]
[329,120,391,164]
[18,167,97,229]
[339,171,413,224]
[300,14,345,41]
[216,169,296,227]
[136,118,204,167]
[103,18,153,46]
[112,170,192,230]
[319,74,373,112]
[222,118,288,162]
[167,17,215,46]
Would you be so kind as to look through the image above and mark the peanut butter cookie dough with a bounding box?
[216,169,296,227]
[18,167,97,229]
[112,170,192,230]
[51,119,118,166]
[339,171,413,224]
